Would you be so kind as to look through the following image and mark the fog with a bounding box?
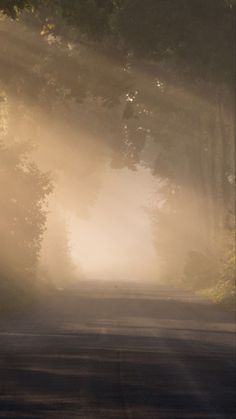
[68,165,159,281]
[0,14,161,285]
[0,5,235,297]
[0,4,235,418]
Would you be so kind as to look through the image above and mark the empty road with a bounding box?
[0,281,235,418]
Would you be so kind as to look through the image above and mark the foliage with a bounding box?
[0,1,234,87]
[38,210,78,287]
[212,232,236,309]
[0,140,52,281]
[0,0,32,18]
[183,251,218,290]
[0,1,235,308]
[183,230,235,310]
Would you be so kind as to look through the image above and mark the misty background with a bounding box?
[0,0,235,311]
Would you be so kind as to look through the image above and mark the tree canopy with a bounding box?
[0,0,235,305]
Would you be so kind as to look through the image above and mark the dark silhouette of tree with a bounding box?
[0,140,52,282]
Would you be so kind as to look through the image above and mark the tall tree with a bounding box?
[0,140,52,281]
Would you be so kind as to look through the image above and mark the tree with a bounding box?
[38,209,78,287]
[0,140,52,281]
[0,1,235,294]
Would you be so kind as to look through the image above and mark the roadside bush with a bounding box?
[212,237,236,310]
[183,230,235,310]
[183,251,218,290]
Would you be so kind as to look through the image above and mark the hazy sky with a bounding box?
[68,165,159,281]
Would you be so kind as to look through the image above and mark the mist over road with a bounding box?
[0,282,235,418]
